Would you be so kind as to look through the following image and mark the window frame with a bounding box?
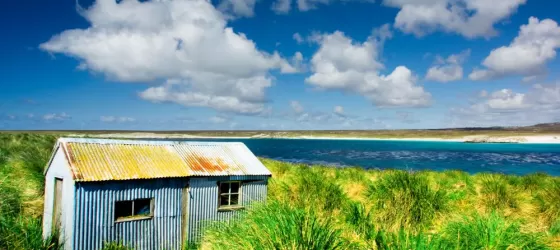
[114,198,154,223]
[217,181,243,211]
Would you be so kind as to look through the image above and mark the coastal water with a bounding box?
[180,138,560,176]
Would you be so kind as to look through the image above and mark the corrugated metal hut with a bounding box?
[42,138,271,250]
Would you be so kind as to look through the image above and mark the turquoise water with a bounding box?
[181,138,560,176]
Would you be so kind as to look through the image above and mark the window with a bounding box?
[218,181,241,210]
[114,198,153,222]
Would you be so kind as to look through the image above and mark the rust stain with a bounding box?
[64,142,190,181]
[64,142,82,179]
[187,154,228,173]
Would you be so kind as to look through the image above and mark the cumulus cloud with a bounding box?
[40,0,299,116]
[305,30,431,107]
[449,83,560,127]
[469,17,560,81]
[272,0,292,14]
[383,0,527,38]
[271,0,375,13]
[100,116,136,123]
[290,100,304,113]
[43,112,71,121]
[426,49,470,83]
[333,105,344,116]
[293,33,304,44]
[218,0,258,18]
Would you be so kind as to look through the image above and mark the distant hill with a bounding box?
[2,122,560,135]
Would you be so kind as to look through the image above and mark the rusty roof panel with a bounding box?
[65,142,190,182]
[55,138,271,182]
[175,144,249,176]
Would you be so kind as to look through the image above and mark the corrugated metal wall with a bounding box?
[186,176,268,242]
[72,176,268,249]
[73,179,185,250]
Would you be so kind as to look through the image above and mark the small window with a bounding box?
[218,181,242,210]
[114,198,153,222]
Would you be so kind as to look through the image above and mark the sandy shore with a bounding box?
[74,133,560,144]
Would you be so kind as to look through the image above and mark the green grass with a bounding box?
[537,179,560,224]
[1,133,559,249]
[0,133,60,249]
[365,170,448,232]
[439,213,548,249]
[479,174,520,211]
[203,201,349,249]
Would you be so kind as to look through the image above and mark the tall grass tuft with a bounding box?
[274,166,347,213]
[439,213,548,250]
[0,215,62,250]
[549,220,560,236]
[479,174,519,211]
[370,230,444,250]
[0,133,61,249]
[344,201,376,241]
[537,179,560,224]
[366,170,447,231]
[203,201,349,249]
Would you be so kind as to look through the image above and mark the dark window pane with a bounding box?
[220,194,230,206]
[230,182,240,193]
[230,194,239,206]
[115,200,133,220]
[134,199,152,216]
[219,182,229,194]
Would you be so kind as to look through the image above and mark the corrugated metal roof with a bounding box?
[54,138,271,182]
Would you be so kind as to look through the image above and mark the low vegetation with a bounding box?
[206,159,560,249]
[0,133,559,249]
[0,133,60,249]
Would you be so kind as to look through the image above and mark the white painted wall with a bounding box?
[43,147,75,249]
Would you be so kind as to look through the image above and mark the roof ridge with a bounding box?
[58,137,246,145]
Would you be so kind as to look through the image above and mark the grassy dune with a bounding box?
[0,133,60,249]
[204,160,560,249]
[1,133,560,249]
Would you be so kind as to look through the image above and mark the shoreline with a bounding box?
[77,133,560,144]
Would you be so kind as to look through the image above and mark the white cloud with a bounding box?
[290,52,306,72]
[293,33,304,44]
[449,83,560,127]
[272,0,292,14]
[218,0,258,18]
[469,17,560,81]
[100,116,136,123]
[333,105,344,116]
[305,30,431,107]
[290,100,304,113]
[271,0,375,13]
[43,113,71,121]
[297,0,334,12]
[41,0,298,116]
[384,0,527,38]
[426,65,463,83]
[425,49,470,83]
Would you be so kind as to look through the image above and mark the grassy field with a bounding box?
[203,159,560,249]
[1,133,560,249]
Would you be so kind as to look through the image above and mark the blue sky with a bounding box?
[1,0,560,130]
